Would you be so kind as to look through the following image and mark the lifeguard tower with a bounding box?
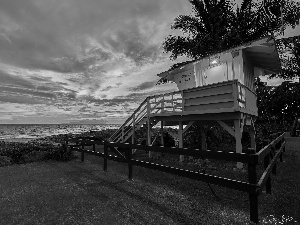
[109,36,282,168]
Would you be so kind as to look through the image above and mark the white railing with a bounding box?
[237,82,258,115]
[110,91,183,142]
[110,98,148,142]
[148,91,183,114]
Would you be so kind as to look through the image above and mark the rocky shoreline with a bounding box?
[0,129,119,167]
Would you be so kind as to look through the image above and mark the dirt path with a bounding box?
[0,136,299,224]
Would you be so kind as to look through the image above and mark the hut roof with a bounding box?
[157,36,282,83]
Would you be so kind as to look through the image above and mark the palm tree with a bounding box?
[163,0,300,60]
[163,0,234,60]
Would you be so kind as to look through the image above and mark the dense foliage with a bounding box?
[274,35,300,80]
[255,77,300,137]
[163,0,300,60]
[0,140,74,166]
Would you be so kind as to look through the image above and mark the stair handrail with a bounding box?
[110,98,148,141]
[110,90,183,142]
[112,107,148,143]
[111,99,162,143]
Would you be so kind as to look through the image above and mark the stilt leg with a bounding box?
[161,121,164,157]
[147,119,152,158]
[132,115,135,154]
[161,121,164,147]
[179,121,184,162]
[234,119,243,169]
[250,119,256,152]
[201,128,207,151]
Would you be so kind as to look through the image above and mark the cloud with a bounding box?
[130,81,157,91]
[0,86,55,99]
[0,0,168,72]
[0,70,36,89]
[104,20,160,66]
[0,0,196,123]
[0,93,48,105]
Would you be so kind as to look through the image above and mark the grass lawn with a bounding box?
[0,136,299,224]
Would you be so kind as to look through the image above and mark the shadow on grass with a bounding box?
[61,154,252,224]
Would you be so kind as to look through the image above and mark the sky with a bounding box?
[0,0,299,124]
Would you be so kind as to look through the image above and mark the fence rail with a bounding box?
[65,132,286,224]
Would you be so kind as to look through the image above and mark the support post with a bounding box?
[248,150,258,224]
[132,114,135,154]
[147,119,152,158]
[126,148,133,181]
[264,154,271,194]
[201,128,207,150]
[160,121,164,157]
[132,114,135,144]
[249,130,256,152]
[179,121,184,162]
[234,119,243,169]
[93,144,95,152]
[161,95,165,113]
[103,142,108,171]
[161,121,164,146]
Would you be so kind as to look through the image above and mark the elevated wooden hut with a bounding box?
[110,36,282,168]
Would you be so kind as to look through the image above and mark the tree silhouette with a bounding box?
[275,35,300,80]
[163,0,300,60]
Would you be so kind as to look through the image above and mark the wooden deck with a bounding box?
[148,79,257,120]
[110,80,257,143]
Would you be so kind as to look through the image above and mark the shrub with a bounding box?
[0,156,12,167]
[46,143,75,161]
[0,140,75,165]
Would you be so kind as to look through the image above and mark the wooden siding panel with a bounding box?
[245,88,258,114]
[185,101,234,111]
[243,50,255,91]
[184,93,233,106]
[184,83,233,99]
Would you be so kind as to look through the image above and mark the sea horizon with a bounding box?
[0,124,121,142]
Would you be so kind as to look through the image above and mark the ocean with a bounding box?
[0,124,121,142]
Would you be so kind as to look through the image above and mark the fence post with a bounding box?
[103,142,108,171]
[126,147,133,181]
[93,143,95,152]
[81,144,84,162]
[132,114,135,153]
[264,153,271,194]
[248,148,259,224]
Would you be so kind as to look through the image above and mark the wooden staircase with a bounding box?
[109,98,159,144]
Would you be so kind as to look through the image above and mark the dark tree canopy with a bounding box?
[255,78,300,124]
[274,35,300,79]
[163,0,300,60]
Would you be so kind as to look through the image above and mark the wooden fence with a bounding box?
[65,133,286,224]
